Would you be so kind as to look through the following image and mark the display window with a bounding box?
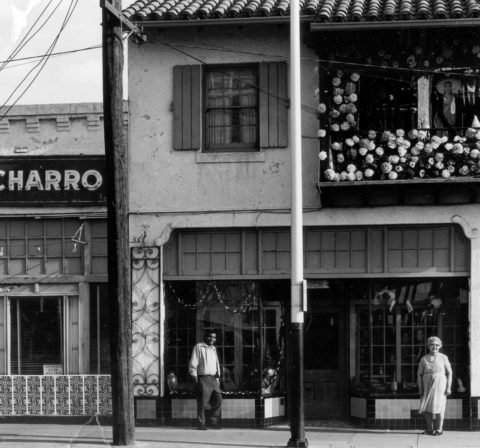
[353,278,469,395]
[165,280,286,396]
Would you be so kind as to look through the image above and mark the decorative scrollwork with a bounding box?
[131,246,160,397]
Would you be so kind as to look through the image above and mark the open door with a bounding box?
[304,288,348,419]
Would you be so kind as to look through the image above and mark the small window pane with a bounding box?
[90,221,107,237]
[46,221,63,237]
[27,221,43,237]
[46,239,62,257]
[10,240,26,257]
[10,221,25,238]
[28,239,44,257]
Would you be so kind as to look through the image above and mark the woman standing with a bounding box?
[417,336,452,435]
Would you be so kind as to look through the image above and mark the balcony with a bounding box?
[317,177,480,207]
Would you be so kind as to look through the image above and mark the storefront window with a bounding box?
[354,279,468,395]
[89,284,111,374]
[165,280,286,395]
[10,297,63,375]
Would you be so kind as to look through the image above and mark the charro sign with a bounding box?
[0,156,106,205]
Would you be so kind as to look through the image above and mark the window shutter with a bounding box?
[259,62,289,149]
[173,65,202,150]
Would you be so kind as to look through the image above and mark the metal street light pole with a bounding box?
[287,0,308,445]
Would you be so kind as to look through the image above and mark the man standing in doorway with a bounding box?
[189,330,222,430]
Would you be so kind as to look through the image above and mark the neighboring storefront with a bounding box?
[0,104,110,419]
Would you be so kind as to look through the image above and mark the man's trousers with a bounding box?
[197,375,222,426]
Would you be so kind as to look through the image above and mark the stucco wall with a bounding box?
[0,103,107,156]
[127,24,319,215]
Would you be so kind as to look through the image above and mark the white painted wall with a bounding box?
[127,24,319,216]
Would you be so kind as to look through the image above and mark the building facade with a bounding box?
[124,0,480,429]
[0,103,110,419]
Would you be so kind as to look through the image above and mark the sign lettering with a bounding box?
[0,157,106,205]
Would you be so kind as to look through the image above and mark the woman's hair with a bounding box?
[426,336,442,347]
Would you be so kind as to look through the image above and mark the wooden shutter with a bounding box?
[173,65,202,150]
[259,61,289,149]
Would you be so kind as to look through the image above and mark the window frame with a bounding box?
[354,279,469,393]
[7,295,66,375]
[203,63,260,153]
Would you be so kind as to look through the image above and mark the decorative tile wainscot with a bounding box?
[350,396,469,429]
[0,375,111,416]
[169,395,286,427]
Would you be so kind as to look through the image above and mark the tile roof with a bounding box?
[123,0,480,22]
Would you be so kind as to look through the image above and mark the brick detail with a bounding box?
[56,116,71,132]
[26,118,40,133]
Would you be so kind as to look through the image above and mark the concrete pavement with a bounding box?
[0,421,479,448]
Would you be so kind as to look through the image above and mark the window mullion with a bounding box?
[395,309,402,383]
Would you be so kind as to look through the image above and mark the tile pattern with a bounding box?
[28,376,41,415]
[168,395,286,427]
[350,396,366,419]
[0,375,111,416]
[357,396,472,430]
[264,396,285,418]
[374,397,463,420]
[123,0,480,22]
[222,398,255,419]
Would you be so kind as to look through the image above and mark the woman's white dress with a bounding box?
[418,353,451,415]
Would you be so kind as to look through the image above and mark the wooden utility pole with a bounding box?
[102,0,134,445]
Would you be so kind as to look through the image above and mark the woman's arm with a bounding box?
[417,359,424,396]
[445,355,453,395]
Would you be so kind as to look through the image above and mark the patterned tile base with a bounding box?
[351,395,472,430]
[0,375,111,416]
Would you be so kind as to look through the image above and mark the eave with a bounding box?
[310,17,480,31]
[127,15,314,29]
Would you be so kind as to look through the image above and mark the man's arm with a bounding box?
[189,345,200,382]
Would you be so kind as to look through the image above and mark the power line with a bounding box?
[0,0,61,73]
[0,0,80,120]
[158,38,480,78]
[0,45,102,69]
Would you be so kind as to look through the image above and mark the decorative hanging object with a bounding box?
[166,281,258,314]
[71,222,86,245]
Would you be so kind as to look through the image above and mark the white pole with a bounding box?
[290,0,303,325]
[288,0,307,445]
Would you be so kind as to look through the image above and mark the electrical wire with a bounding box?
[157,37,480,78]
[0,45,102,70]
[0,0,80,121]
[0,0,61,73]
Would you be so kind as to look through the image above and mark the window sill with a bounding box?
[196,151,266,164]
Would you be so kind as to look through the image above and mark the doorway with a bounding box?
[304,288,348,419]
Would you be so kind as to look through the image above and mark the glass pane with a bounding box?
[10,240,25,257]
[28,239,44,257]
[46,239,62,257]
[27,221,43,237]
[10,220,25,238]
[46,221,62,237]
[304,313,339,370]
[10,297,63,375]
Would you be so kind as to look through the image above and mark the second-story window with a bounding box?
[173,62,288,152]
[205,67,258,151]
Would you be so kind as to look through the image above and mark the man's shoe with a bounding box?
[198,425,208,430]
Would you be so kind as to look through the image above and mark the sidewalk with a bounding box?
[0,421,479,448]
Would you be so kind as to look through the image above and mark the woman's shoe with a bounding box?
[433,430,443,436]
[422,430,433,435]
